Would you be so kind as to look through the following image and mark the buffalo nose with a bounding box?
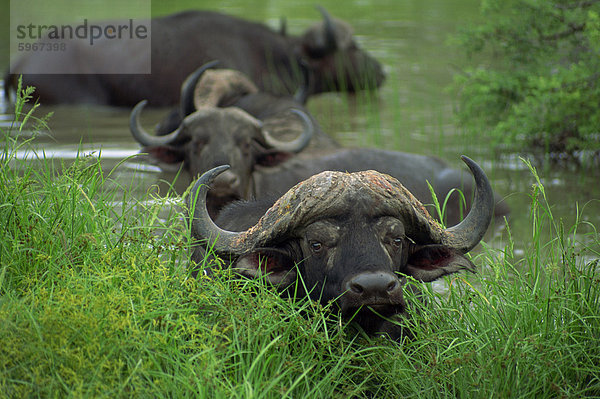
[345,272,401,298]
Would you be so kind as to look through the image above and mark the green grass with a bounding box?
[1,89,599,398]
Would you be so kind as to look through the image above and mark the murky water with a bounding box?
[2,0,599,256]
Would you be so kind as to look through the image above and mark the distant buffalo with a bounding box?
[188,157,494,340]
[5,7,385,106]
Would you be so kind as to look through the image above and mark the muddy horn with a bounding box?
[129,100,183,146]
[443,156,495,253]
[180,60,220,117]
[181,61,261,115]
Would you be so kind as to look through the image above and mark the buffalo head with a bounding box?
[297,7,386,95]
[189,156,494,339]
[130,98,313,216]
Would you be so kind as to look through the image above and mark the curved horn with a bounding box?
[130,100,183,146]
[180,60,221,117]
[190,165,249,254]
[262,109,314,153]
[443,156,495,253]
[317,6,337,51]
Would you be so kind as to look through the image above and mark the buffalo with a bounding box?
[188,156,494,340]
[130,64,338,217]
[5,7,385,106]
[132,63,509,224]
[250,148,509,227]
[151,60,340,145]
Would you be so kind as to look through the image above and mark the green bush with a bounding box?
[451,0,600,158]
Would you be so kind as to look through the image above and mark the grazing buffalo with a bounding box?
[188,156,494,340]
[5,7,385,106]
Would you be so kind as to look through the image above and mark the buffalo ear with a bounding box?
[256,150,294,167]
[233,249,297,287]
[405,244,475,282]
[145,145,185,164]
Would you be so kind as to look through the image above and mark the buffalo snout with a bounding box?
[341,271,405,314]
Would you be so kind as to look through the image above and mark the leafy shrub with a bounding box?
[451,0,600,159]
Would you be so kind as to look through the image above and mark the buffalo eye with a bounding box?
[310,241,323,253]
[388,236,405,250]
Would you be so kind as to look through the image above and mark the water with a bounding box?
[2,0,599,257]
